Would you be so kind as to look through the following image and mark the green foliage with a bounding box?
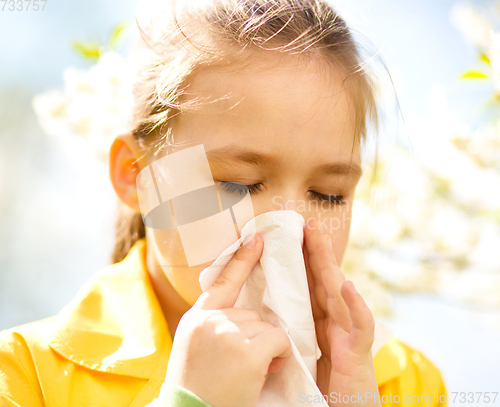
[479,52,491,65]
[460,70,490,79]
[109,21,128,49]
[71,40,101,60]
[71,21,128,61]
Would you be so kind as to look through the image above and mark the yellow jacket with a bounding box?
[0,238,447,406]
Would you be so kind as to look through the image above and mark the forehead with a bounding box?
[170,52,359,162]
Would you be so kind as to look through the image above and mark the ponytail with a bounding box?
[111,200,145,264]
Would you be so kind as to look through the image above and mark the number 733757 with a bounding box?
[1,0,47,11]
[452,392,498,404]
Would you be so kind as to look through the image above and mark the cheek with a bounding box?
[148,228,185,266]
[165,268,203,306]
[147,228,204,306]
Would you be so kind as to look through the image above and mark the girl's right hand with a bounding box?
[164,234,292,407]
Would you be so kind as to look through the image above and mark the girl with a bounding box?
[0,0,447,406]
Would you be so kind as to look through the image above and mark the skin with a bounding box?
[109,51,380,407]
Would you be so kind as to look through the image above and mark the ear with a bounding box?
[109,132,147,213]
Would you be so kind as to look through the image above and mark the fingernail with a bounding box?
[243,235,257,248]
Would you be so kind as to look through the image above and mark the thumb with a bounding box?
[195,233,262,310]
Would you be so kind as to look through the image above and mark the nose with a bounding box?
[249,186,340,233]
[250,187,307,221]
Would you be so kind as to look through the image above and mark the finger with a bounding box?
[196,233,263,310]
[220,308,263,323]
[303,239,325,321]
[234,320,275,339]
[304,219,329,313]
[311,235,345,300]
[304,219,351,330]
[304,219,338,294]
[305,218,341,278]
[341,280,375,354]
[267,356,288,374]
[251,327,292,362]
[304,217,339,266]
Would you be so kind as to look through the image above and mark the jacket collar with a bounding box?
[49,238,171,379]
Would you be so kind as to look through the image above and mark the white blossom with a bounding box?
[32,90,70,138]
[489,31,500,92]
[450,4,494,50]
[33,51,134,161]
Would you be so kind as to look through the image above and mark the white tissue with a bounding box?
[199,210,393,406]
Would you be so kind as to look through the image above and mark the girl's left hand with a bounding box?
[303,218,381,407]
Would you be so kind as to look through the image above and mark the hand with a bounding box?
[165,234,292,407]
[303,218,381,407]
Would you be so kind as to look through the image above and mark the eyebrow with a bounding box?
[206,145,362,177]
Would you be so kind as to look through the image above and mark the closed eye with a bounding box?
[308,190,345,205]
[218,181,263,195]
[218,182,345,205]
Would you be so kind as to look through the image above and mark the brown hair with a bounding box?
[111,0,379,263]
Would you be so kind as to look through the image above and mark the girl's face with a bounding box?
[145,53,362,306]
